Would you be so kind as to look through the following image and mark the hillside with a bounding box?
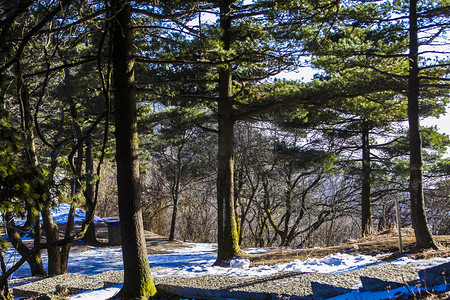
[8,226,450,300]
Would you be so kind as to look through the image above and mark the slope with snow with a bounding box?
[4,205,449,300]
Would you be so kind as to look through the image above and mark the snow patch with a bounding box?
[13,204,104,226]
[230,259,250,269]
[245,248,269,254]
[50,204,104,224]
[277,253,378,274]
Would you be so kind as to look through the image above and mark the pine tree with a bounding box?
[110,0,157,297]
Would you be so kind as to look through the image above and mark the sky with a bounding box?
[6,206,450,300]
[422,110,450,138]
[277,68,450,155]
[196,4,450,152]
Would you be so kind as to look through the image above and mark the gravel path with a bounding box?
[11,262,424,299]
[10,232,449,299]
[154,263,420,298]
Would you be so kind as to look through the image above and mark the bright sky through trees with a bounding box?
[275,67,450,156]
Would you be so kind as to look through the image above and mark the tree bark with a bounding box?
[407,0,438,249]
[0,251,12,300]
[361,120,373,236]
[215,116,240,265]
[168,199,178,241]
[60,204,76,273]
[4,213,47,276]
[214,0,241,266]
[14,64,47,276]
[84,133,97,243]
[282,178,293,246]
[60,68,85,271]
[42,207,63,275]
[110,0,157,297]
[169,147,182,241]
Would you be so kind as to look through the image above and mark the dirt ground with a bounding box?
[56,222,187,254]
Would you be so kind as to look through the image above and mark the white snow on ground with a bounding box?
[150,249,380,279]
[6,242,450,299]
[277,252,379,274]
[3,205,449,299]
[6,243,383,279]
[328,283,450,300]
[245,248,269,254]
[49,204,104,224]
[13,203,104,226]
[69,286,122,300]
[391,255,450,269]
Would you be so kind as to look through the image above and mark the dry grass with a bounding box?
[23,225,450,266]
[236,230,450,299]
[239,229,450,267]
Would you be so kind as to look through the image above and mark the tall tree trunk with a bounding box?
[234,165,244,246]
[60,202,77,273]
[168,198,178,241]
[407,0,438,249]
[15,64,47,276]
[42,207,62,275]
[84,133,97,243]
[215,117,240,265]
[60,93,84,272]
[361,120,373,236]
[214,0,240,266]
[282,180,293,246]
[169,148,182,241]
[110,0,157,297]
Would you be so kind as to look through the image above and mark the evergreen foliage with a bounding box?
[0,0,448,298]
[0,108,48,215]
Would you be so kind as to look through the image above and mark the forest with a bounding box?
[0,0,449,299]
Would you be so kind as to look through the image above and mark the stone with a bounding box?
[157,283,309,300]
[360,276,405,292]
[55,284,69,295]
[418,262,450,287]
[310,282,353,299]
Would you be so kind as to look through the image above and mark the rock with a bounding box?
[418,262,450,287]
[360,276,405,292]
[55,284,69,295]
[157,284,307,300]
[12,287,40,298]
[310,282,353,299]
